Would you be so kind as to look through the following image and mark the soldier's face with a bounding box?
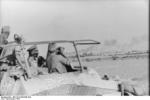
[33,53,38,58]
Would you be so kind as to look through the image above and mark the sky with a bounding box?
[0,0,149,56]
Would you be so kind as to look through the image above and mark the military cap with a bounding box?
[31,49,39,55]
[27,45,38,52]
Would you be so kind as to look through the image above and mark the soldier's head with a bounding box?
[1,26,10,39]
[32,50,39,58]
[57,47,65,55]
[27,45,39,57]
[48,42,58,54]
[14,34,23,44]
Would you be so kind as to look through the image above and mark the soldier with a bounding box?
[14,34,31,79]
[0,26,10,83]
[27,45,39,67]
[27,45,39,76]
[56,46,77,72]
[46,43,73,74]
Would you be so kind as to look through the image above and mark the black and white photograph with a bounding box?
[0,0,149,97]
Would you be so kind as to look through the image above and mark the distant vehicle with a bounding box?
[0,39,123,96]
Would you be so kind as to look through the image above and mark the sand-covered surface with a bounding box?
[81,57,149,95]
[78,57,148,79]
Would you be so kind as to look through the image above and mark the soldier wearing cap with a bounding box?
[27,45,39,76]
[27,45,38,67]
[46,43,73,74]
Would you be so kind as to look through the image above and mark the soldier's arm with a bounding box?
[59,55,71,66]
